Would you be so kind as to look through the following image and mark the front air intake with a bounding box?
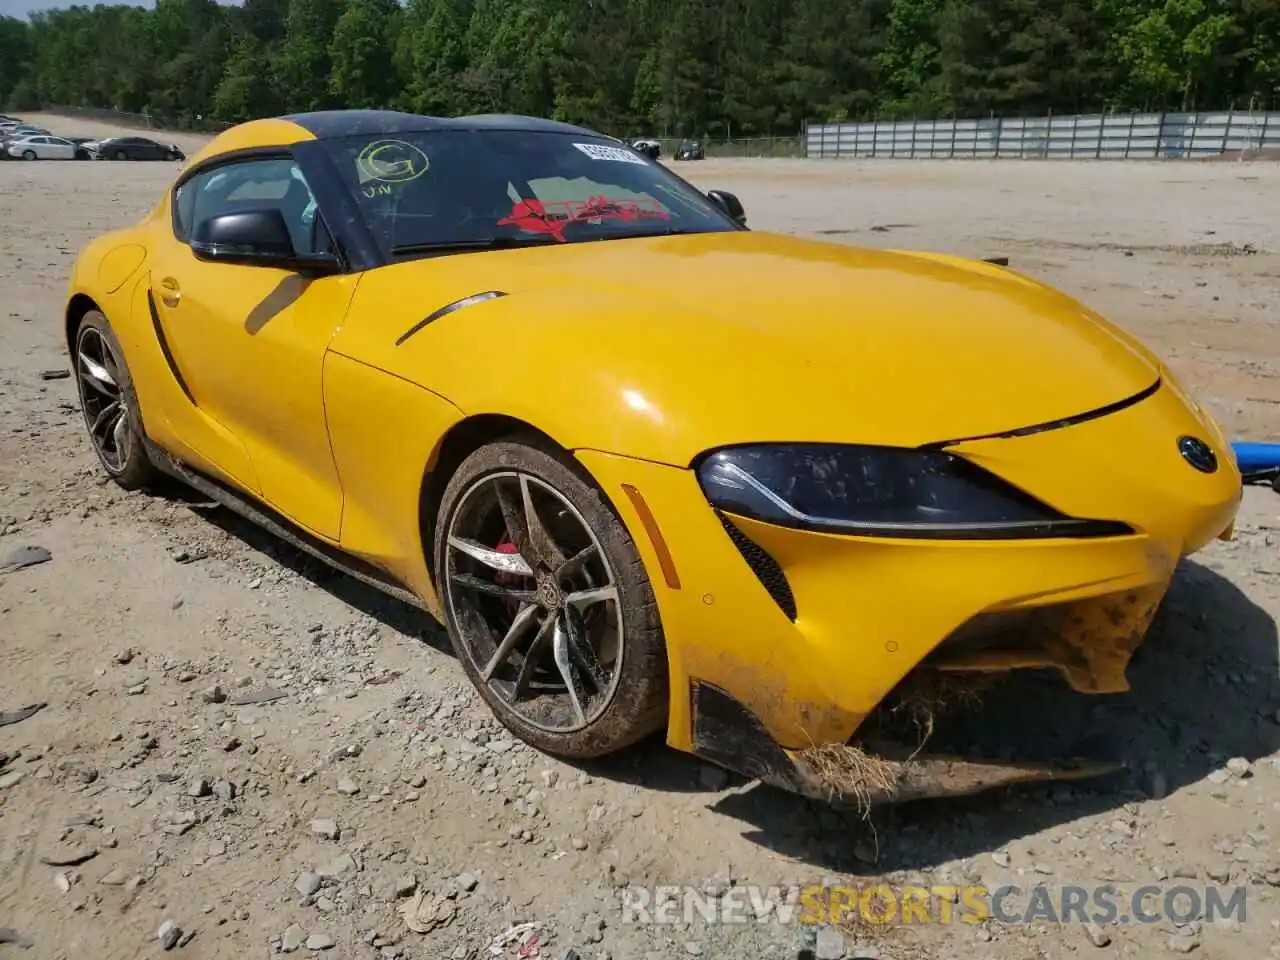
[718,514,798,621]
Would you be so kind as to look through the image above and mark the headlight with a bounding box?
[695,443,1131,540]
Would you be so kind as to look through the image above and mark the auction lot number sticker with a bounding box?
[572,142,648,164]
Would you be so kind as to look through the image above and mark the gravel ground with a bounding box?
[1,115,1279,960]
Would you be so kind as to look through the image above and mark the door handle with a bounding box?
[158,276,181,307]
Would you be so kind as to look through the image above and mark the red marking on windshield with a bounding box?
[498,195,670,242]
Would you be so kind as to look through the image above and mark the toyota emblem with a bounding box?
[1177,436,1218,474]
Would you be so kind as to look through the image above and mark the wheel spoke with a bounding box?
[495,479,532,559]
[520,474,566,570]
[89,400,120,439]
[481,603,539,681]
[564,604,608,691]
[552,616,588,727]
[448,535,533,576]
[566,584,618,609]
[112,409,131,461]
[510,613,556,700]
[450,572,535,602]
[555,544,595,581]
[78,350,117,389]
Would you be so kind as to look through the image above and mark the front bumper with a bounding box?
[579,380,1241,805]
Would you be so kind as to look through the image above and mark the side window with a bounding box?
[173,157,324,257]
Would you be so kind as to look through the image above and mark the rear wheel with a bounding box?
[73,311,158,490]
[434,440,668,759]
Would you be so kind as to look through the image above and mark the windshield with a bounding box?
[320,129,739,256]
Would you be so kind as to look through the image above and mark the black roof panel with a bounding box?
[281,110,607,140]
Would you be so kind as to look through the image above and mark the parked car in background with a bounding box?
[673,139,705,161]
[631,138,661,159]
[1,122,51,139]
[0,126,56,158]
[88,136,185,161]
[6,134,78,160]
[67,137,95,160]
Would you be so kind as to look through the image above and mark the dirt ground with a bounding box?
[2,114,1279,960]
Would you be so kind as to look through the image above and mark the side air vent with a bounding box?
[718,513,797,621]
[395,290,507,346]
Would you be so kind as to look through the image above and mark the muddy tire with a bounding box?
[72,310,159,491]
[434,438,668,759]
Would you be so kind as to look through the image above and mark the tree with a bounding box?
[330,0,402,108]
[4,0,1277,135]
[277,0,345,112]
[395,0,475,114]
[0,16,34,108]
[215,34,285,122]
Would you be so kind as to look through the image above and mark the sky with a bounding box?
[3,0,238,17]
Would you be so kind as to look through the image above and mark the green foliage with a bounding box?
[330,0,402,108]
[0,16,35,107]
[4,0,1277,129]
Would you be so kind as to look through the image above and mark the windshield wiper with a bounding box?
[391,236,559,256]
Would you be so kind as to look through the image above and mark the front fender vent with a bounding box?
[395,290,507,346]
[718,513,797,621]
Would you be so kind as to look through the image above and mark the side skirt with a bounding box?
[142,438,427,612]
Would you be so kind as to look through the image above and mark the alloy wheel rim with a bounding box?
[75,327,130,474]
[445,470,624,734]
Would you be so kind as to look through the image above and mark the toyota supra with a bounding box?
[63,110,1242,807]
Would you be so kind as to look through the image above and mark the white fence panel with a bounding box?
[805,110,1280,159]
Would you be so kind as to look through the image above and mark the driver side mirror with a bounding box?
[707,190,746,226]
[191,208,339,275]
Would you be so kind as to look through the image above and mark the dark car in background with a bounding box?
[88,136,185,161]
[673,139,705,161]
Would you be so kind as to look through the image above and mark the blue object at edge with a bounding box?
[1231,441,1280,471]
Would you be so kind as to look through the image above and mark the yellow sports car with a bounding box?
[65,110,1242,808]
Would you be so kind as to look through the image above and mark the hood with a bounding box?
[332,231,1161,466]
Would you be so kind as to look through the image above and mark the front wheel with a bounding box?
[434,440,668,759]
[73,311,159,490]
[21,150,35,160]
[113,149,127,161]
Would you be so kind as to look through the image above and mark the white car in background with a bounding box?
[6,134,77,160]
[0,123,51,139]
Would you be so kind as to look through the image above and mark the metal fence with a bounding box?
[805,111,1280,160]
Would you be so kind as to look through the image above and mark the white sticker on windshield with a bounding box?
[572,142,648,164]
